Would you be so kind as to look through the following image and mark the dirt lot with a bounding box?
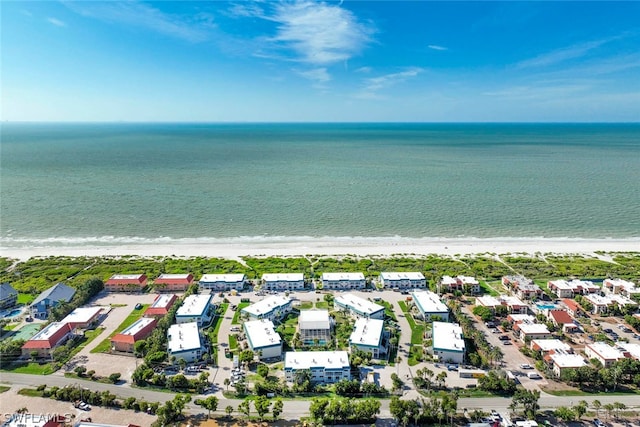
[0,386,156,426]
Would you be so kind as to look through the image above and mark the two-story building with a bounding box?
[320,273,366,290]
[144,294,178,318]
[284,351,351,384]
[334,294,385,320]
[61,306,103,330]
[503,276,542,300]
[432,321,465,364]
[298,310,332,346]
[111,317,157,353]
[167,322,205,364]
[262,273,305,291]
[175,294,214,326]
[380,272,426,289]
[29,283,75,320]
[440,276,480,294]
[153,274,194,292]
[349,318,386,359]
[411,291,449,321]
[105,274,147,292]
[198,274,246,291]
[242,295,292,322]
[0,283,18,310]
[585,342,625,367]
[548,279,600,298]
[21,322,74,359]
[244,319,283,360]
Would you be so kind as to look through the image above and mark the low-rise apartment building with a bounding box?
[513,322,552,342]
[21,322,74,359]
[321,273,366,290]
[349,318,386,359]
[476,295,528,314]
[548,279,600,298]
[585,342,625,367]
[105,274,147,292]
[244,319,282,360]
[603,278,640,298]
[153,274,194,292]
[530,339,573,355]
[440,275,480,294]
[61,306,103,330]
[432,321,465,364]
[144,294,178,318]
[242,295,292,322]
[380,272,426,289]
[334,293,385,319]
[583,293,637,314]
[503,276,542,300]
[175,294,213,326]
[262,273,305,291]
[411,291,449,321]
[167,322,205,364]
[548,352,587,377]
[111,317,157,353]
[284,351,351,384]
[198,274,246,291]
[298,310,332,346]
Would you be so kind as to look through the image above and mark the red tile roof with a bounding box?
[562,298,580,312]
[550,310,574,324]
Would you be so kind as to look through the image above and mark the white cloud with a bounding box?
[428,45,447,51]
[297,67,331,87]
[265,1,374,65]
[62,1,213,42]
[354,68,422,99]
[355,66,372,73]
[47,17,66,27]
[515,39,609,69]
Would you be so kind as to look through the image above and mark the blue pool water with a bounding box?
[2,308,23,318]
[536,303,558,310]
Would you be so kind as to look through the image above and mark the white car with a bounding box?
[519,363,533,369]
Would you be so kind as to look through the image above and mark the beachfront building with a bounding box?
[334,293,385,320]
[167,322,205,364]
[0,283,18,310]
[585,342,625,367]
[105,274,147,292]
[583,293,637,314]
[547,279,600,298]
[198,274,246,291]
[262,273,305,291]
[110,317,157,353]
[548,352,587,377]
[411,291,449,321]
[153,274,194,292]
[320,273,366,290]
[144,294,178,318]
[432,321,465,364]
[21,322,74,359]
[29,283,75,320]
[175,294,213,326]
[476,295,528,314]
[439,276,480,294]
[349,318,387,359]
[242,295,292,322]
[530,339,573,356]
[298,310,332,346]
[61,306,103,330]
[284,351,351,384]
[380,272,426,289]
[514,322,552,342]
[503,276,542,300]
[603,278,640,298]
[243,319,282,360]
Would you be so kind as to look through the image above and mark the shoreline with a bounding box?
[2,237,639,261]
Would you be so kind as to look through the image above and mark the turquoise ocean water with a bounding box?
[1,123,639,247]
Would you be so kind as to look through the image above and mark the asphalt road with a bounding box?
[2,372,639,419]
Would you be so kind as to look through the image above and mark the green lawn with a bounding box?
[379,300,397,321]
[0,386,10,393]
[231,302,250,325]
[17,293,35,305]
[479,281,501,296]
[398,301,425,345]
[209,303,229,344]
[6,362,56,375]
[229,334,238,351]
[315,301,329,309]
[298,302,313,310]
[91,305,149,353]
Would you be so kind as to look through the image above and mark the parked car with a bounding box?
[134,303,142,310]
[519,364,533,369]
[603,328,613,333]
[502,341,512,345]
[593,419,605,427]
[499,335,510,340]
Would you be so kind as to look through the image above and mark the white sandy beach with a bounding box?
[2,237,639,261]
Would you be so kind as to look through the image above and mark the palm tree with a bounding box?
[613,402,626,419]
[224,378,230,390]
[592,400,602,418]
[603,403,614,421]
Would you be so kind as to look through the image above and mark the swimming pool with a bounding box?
[535,303,558,310]
[1,308,23,318]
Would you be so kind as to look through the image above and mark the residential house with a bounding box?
[0,283,18,310]
[29,283,75,320]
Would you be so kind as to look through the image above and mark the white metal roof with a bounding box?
[587,342,625,360]
[518,323,551,334]
[110,274,143,280]
[62,306,102,324]
[334,293,384,316]
[531,339,572,353]
[285,351,349,370]
[244,319,282,349]
[380,272,425,281]
[500,295,526,306]
[199,273,245,283]
[150,294,175,308]
[262,273,304,282]
[29,322,68,341]
[509,314,536,323]
[550,353,586,368]
[476,295,501,307]
[616,342,640,359]
[176,294,212,317]
[350,318,384,347]
[411,291,448,314]
[157,274,191,279]
[322,272,365,281]
[242,295,291,317]
[432,321,465,352]
[299,310,331,330]
[167,322,202,353]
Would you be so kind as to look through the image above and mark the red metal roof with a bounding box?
[106,274,147,285]
[550,310,574,324]
[154,274,193,285]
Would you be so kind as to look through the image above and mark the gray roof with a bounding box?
[31,283,75,306]
[0,283,17,299]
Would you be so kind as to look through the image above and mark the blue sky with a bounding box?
[2,1,639,122]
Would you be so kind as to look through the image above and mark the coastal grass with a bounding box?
[379,300,397,321]
[479,281,501,297]
[298,301,313,310]
[5,362,56,375]
[231,302,250,325]
[0,385,10,393]
[17,388,44,397]
[91,305,149,353]
[17,293,35,305]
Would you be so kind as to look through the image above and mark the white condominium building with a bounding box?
[321,272,366,290]
[284,351,351,384]
[432,321,465,364]
[298,310,332,346]
[349,318,386,359]
[242,295,293,322]
[167,322,205,364]
[334,293,385,319]
[262,273,305,291]
[244,319,282,360]
[199,274,246,291]
[176,294,214,326]
[380,272,426,289]
[411,291,449,321]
